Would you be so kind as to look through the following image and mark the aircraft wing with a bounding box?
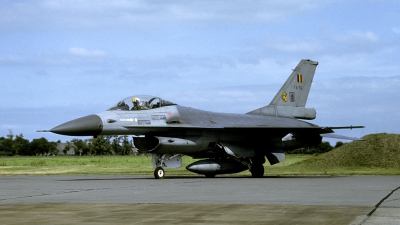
[223,125,365,140]
[321,126,365,130]
[223,126,324,131]
[123,125,364,141]
[123,125,325,135]
[319,126,365,141]
[123,125,361,134]
[224,125,364,130]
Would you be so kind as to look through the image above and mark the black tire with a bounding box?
[205,173,216,178]
[250,164,264,178]
[154,167,165,179]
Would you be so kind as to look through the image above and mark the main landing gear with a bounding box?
[248,157,265,178]
[250,164,264,178]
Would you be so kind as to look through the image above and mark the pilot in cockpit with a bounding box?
[131,97,148,110]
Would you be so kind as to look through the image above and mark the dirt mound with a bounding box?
[297,133,400,168]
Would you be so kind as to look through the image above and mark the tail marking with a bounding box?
[247,59,318,120]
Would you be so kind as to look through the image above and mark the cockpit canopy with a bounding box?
[108,95,176,111]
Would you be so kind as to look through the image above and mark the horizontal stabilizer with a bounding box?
[248,106,316,120]
[321,133,364,141]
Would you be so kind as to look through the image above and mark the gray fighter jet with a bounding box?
[44,59,363,179]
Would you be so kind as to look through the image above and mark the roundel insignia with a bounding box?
[281,92,287,102]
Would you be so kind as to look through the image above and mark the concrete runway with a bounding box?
[0,175,399,224]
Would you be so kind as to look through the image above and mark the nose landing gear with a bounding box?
[152,154,182,179]
[154,167,165,179]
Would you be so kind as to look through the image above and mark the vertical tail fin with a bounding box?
[247,59,318,120]
[269,59,318,107]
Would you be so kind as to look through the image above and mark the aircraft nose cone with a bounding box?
[50,114,103,136]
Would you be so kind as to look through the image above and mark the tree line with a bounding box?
[0,131,134,156]
[0,131,57,156]
[64,135,133,156]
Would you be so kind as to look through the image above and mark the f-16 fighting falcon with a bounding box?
[43,59,364,179]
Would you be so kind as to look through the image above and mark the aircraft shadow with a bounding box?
[59,174,336,182]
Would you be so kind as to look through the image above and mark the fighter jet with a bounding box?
[44,59,363,179]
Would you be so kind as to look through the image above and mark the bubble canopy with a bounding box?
[108,95,176,111]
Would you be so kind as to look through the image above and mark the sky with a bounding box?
[1,0,400,143]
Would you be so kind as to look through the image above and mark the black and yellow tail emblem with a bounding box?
[281,92,287,102]
[297,74,303,83]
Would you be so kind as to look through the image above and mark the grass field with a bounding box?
[1,153,398,176]
[0,155,312,176]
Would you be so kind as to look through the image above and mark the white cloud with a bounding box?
[1,0,400,142]
[317,53,400,79]
[267,39,324,54]
[0,0,323,31]
[0,56,21,65]
[334,30,380,43]
[309,75,400,136]
[392,27,400,34]
[69,48,106,57]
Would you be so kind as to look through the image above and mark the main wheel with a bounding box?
[154,167,165,179]
[250,164,264,178]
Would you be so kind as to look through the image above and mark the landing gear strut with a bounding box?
[250,164,264,178]
[152,154,182,179]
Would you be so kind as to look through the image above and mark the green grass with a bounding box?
[288,133,400,175]
[0,156,154,175]
[0,155,312,176]
[0,153,397,176]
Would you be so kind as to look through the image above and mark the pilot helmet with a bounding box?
[132,97,140,103]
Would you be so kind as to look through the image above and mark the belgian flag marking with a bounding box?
[297,74,303,83]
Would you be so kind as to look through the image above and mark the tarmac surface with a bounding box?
[0,175,399,224]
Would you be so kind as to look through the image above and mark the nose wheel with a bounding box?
[154,167,165,179]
